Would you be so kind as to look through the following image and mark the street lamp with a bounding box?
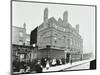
[32,43,38,60]
[32,44,36,47]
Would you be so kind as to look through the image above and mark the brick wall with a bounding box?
[37,49,65,59]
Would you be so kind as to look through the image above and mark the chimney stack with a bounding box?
[23,22,26,29]
[63,11,68,23]
[76,24,79,32]
[44,8,48,28]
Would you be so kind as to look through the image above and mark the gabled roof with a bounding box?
[48,17,58,25]
[58,17,63,25]
[13,26,25,30]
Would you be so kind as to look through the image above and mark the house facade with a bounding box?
[32,8,83,61]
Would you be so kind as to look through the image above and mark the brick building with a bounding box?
[12,23,30,46]
[12,23,37,63]
[31,8,83,61]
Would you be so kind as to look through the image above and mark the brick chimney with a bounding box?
[63,11,68,23]
[76,24,79,33]
[44,8,48,28]
[23,22,26,29]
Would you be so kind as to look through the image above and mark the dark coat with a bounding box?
[34,64,43,73]
[20,61,26,69]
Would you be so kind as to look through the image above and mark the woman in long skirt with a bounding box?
[46,61,50,69]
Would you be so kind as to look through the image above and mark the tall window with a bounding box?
[63,36,66,43]
[67,39,72,47]
[70,39,72,45]
[19,40,23,45]
[19,31,23,37]
[63,28,66,32]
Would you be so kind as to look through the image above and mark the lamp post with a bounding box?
[69,49,73,64]
[66,47,71,63]
[64,50,67,64]
[64,46,70,64]
[46,45,51,58]
[32,43,38,59]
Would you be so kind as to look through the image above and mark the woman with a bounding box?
[46,61,50,69]
[51,58,56,66]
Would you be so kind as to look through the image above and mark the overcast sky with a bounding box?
[12,1,95,55]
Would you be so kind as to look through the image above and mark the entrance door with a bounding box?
[20,54,25,61]
[66,53,70,63]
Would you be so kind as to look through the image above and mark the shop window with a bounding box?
[19,40,23,45]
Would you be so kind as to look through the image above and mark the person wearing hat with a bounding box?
[34,60,43,73]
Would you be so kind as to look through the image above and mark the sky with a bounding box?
[12,1,95,55]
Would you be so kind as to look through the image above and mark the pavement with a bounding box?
[43,58,93,72]
[12,58,94,74]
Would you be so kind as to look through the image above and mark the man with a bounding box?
[41,57,46,68]
[34,60,43,73]
[20,59,26,73]
[13,59,20,72]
